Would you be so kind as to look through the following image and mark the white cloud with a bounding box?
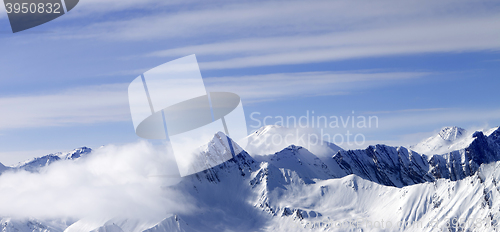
[0,83,130,130]
[0,141,191,219]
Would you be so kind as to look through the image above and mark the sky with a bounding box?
[0,0,499,165]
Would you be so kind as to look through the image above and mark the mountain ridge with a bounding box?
[0,147,93,174]
[329,127,500,187]
[2,126,500,231]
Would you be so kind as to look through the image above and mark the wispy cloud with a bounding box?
[378,108,500,131]
[362,108,451,115]
[70,0,497,38]
[9,0,499,70]
[336,108,500,148]
[0,70,428,130]
[204,71,429,102]
[147,15,500,69]
[45,0,494,70]
[0,83,130,130]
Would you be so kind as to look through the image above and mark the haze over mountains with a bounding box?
[1,125,500,231]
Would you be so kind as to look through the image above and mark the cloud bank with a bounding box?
[0,141,191,219]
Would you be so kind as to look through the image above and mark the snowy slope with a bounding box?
[485,126,500,137]
[172,136,268,231]
[65,157,500,232]
[90,224,124,232]
[0,218,70,232]
[257,145,339,182]
[141,216,191,232]
[260,162,500,232]
[411,126,472,155]
[64,216,166,232]
[0,161,9,173]
[64,218,112,232]
[170,129,500,231]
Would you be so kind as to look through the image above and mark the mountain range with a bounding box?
[1,147,92,173]
[1,126,500,231]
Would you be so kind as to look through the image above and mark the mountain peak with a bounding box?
[59,147,93,160]
[411,126,470,155]
[252,125,284,136]
[260,145,336,183]
[438,126,466,141]
[186,132,258,182]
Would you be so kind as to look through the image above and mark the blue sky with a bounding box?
[0,0,499,165]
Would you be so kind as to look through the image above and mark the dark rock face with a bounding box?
[330,127,500,187]
[333,145,433,187]
[189,134,259,184]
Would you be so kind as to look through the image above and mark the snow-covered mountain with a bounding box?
[0,147,93,173]
[167,126,500,231]
[411,126,473,155]
[2,126,500,231]
[0,218,71,232]
[257,145,339,183]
